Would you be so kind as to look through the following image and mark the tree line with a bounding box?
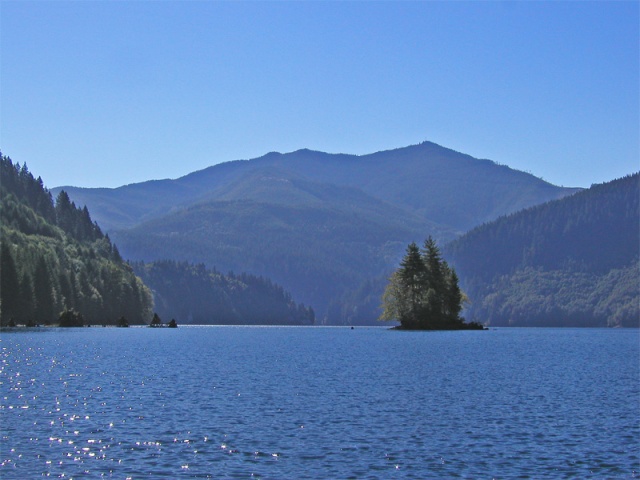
[131,259,315,325]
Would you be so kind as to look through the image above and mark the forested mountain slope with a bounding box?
[131,260,315,326]
[0,154,153,325]
[445,173,639,327]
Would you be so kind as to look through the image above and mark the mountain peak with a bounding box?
[59,141,579,233]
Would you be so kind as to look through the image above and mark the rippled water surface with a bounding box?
[1,326,638,478]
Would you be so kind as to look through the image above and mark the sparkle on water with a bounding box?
[1,326,638,478]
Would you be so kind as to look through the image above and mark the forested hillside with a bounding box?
[446,174,639,327]
[0,154,153,326]
[131,260,315,325]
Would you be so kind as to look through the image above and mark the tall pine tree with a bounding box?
[399,242,427,328]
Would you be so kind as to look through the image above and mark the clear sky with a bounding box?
[1,1,638,189]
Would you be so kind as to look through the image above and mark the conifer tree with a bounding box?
[150,312,162,327]
[58,272,75,311]
[0,244,20,325]
[422,236,445,326]
[380,237,468,329]
[399,242,427,327]
[33,257,55,324]
[55,191,74,233]
[18,273,35,324]
[444,267,463,324]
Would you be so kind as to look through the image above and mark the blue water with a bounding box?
[1,326,638,479]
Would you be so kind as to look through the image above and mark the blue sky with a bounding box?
[1,1,638,189]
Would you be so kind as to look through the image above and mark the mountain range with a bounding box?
[55,142,581,324]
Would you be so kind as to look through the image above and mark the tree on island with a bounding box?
[58,309,85,327]
[380,237,484,330]
[150,313,163,327]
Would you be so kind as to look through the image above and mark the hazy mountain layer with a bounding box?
[111,170,439,323]
[57,142,581,324]
[55,142,578,233]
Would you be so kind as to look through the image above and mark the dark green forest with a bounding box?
[446,174,639,327]
[0,154,153,326]
[131,260,315,325]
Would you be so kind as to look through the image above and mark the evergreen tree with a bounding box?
[422,236,445,326]
[33,256,55,324]
[112,243,122,262]
[17,273,35,325]
[150,312,162,327]
[0,155,55,223]
[443,268,463,324]
[0,244,20,325]
[58,272,75,311]
[399,242,427,327]
[380,237,477,329]
[55,191,74,233]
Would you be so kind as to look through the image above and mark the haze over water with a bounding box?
[1,326,638,478]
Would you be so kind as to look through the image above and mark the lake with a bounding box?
[1,326,638,479]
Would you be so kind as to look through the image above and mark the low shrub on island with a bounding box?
[149,313,178,328]
[58,309,85,327]
[380,237,485,330]
[150,313,163,327]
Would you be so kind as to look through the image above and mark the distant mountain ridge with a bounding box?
[56,141,581,324]
[54,142,578,233]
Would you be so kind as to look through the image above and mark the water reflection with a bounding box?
[1,327,638,478]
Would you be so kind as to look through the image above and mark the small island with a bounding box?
[380,237,485,330]
[149,313,178,328]
[58,309,85,327]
